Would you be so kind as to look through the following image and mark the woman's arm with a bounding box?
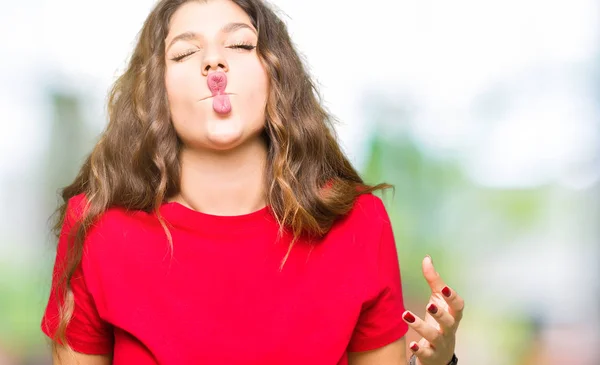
[52,345,112,365]
[348,337,407,365]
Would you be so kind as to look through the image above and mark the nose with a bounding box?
[201,45,229,76]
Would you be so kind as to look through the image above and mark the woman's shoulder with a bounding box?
[63,193,88,223]
[65,193,140,222]
[327,192,392,241]
[317,193,394,271]
[347,192,390,224]
[64,193,158,242]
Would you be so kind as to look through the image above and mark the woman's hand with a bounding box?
[402,256,464,365]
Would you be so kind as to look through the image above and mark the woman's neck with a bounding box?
[172,137,268,216]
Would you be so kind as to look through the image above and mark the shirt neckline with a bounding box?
[159,201,277,236]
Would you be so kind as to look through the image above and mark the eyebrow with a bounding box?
[166,22,257,51]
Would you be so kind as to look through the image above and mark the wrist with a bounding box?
[409,353,458,365]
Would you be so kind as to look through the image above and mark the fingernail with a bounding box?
[426,254,433,264]
[427,303,438,314]
[403,311,416,323]
[442,286,452,298]
[410,342,419,352]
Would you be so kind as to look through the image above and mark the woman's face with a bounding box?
[164,0,269,151]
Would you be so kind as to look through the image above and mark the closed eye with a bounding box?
[228,44,256,51]
[171,50,197,62]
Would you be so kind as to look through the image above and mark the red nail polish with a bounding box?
[427,303,438,314]
[442,286,451,298]
[410,343,419,352]
[403,311,416,323]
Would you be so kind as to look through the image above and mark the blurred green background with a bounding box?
[1,0,598,364]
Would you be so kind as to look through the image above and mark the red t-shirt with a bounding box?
[42,193,408,364]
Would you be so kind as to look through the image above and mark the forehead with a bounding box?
[167,0,253,38]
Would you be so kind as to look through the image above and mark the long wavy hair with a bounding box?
[50,0,390,354]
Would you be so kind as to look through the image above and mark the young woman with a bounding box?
[41,1,464,364]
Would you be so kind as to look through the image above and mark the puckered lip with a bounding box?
[198,93,234,102]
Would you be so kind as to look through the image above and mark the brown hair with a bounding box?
[50,0,390,354]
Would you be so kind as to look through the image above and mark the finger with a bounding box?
[439,285,465,323]
[422,255,447,293]
[408,341,434,359]
[402,310,441,345]
[426,302,456,334]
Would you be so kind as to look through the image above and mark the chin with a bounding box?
[203,117,245,150]
[205,135,245,151]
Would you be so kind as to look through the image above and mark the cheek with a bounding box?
[238,62,269,107]
[165,65,202,104]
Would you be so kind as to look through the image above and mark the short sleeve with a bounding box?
[347,197,409,352]
[41,194,114,354]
